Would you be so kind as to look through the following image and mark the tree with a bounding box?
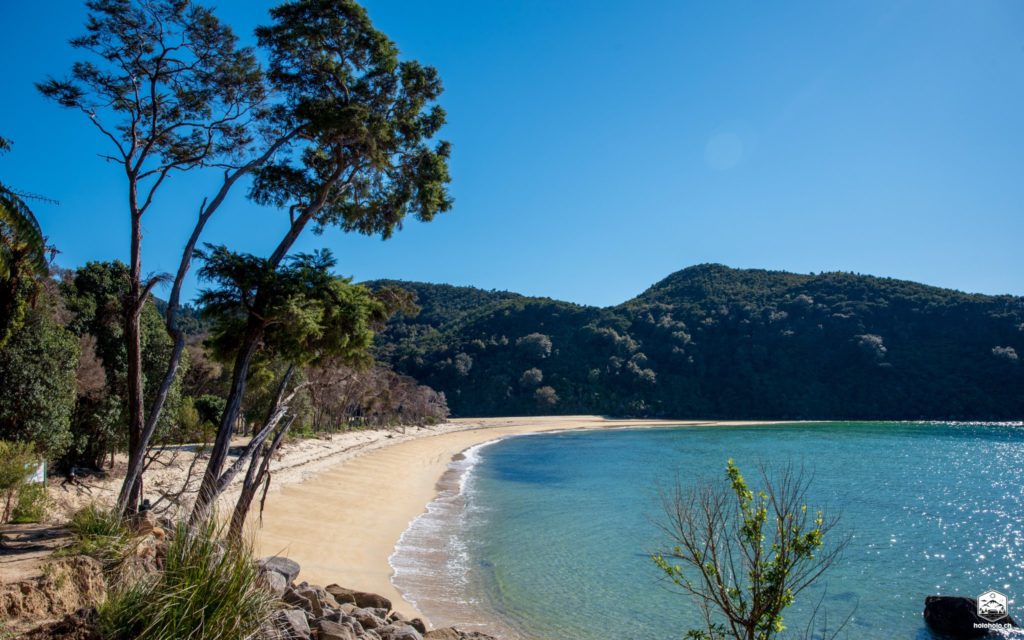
[0,299,79,459]
[39,0,269,512]
[517,332,553,359]
[534,385,558,407]
[190,0,452,520]
[192,246,403,530]
[519,367,543,387]
[61,261,185,469]
[0,136,51,348]
[652,461,847,640]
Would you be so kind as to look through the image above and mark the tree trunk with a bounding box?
[190,318,264,522]
[228,414,294,542]
[119,212,145,513]
[114,132,302,518]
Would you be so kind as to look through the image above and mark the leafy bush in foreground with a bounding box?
[0,440,38,523]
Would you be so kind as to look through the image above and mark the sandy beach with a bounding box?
[253,415,759,620]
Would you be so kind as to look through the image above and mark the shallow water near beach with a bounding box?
[391,422,1024,639]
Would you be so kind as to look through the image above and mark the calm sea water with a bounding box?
[391,422,1024,639]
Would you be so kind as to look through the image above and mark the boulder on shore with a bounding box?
[923,595,1018,638]
[259,556,301,583]
[326,584,392,610]
[266,608,311,640]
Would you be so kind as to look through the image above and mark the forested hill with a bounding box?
[366,264,1024,420]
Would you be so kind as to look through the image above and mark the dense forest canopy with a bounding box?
[366,264,1024,420]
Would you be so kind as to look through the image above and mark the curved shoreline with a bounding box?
[253,416,774,620]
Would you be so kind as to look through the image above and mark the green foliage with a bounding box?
[198,246,389,369]
[195,394,227,427]
[652,461,844,640]
[0,440,38,523]
[99,519,275,640]
[0,303,79,458]
[10,482,49,523]
[61,261,186,466]
[251,0,453,237]
[0,138,49,349]
[37,0,264,177]
[369,264,1024,419]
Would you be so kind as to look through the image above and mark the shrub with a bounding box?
[10,482,49,523]
[0,440,37,523]
[519,367,543,387]
[652,461,849,640]
[99,518,274,640]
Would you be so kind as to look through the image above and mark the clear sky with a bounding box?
[1,1,1022,307]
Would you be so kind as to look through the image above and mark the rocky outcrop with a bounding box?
[257,557,496,640]
[923,595,1019,638]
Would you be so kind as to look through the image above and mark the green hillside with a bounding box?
[367,264,1024,420]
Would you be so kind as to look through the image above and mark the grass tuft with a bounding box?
[65,504,133,573]
[98,516,275,640]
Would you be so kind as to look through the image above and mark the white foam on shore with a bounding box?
[389,437,507,631]
[388,427,640,636]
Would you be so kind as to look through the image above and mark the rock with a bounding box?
[325,584,391,610]
[377,623,423,640]
[389,610,407,622]
[288,585,328,617]
[409,619,427,634]
[269,609,311,639]
[338,603,357,614]
[283,586,315,614]
[352,607,385,629]
[258,570,288,597]
[259,556,301,583]
[315,619,357,640]
[923,595,1017,638]
[326,584,355,604]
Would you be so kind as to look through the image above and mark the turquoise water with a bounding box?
[393,423,1024,639]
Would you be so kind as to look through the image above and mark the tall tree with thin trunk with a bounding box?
[189,0,452,520]
[38,0,266,512]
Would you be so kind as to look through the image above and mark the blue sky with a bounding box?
[1,1,1022,307]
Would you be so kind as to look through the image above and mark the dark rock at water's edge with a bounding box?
[924,595,1018,638]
